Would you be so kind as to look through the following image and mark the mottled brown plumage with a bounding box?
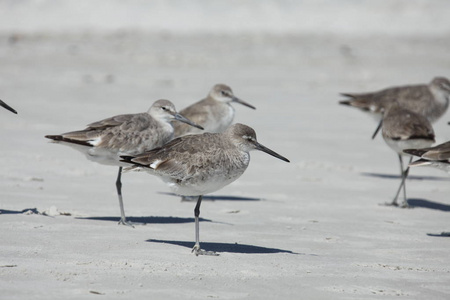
[381,102,435,207]
[405,141,450,160]
[172,84,255,137]
[45,99,203,226]
[382,103,435,144]
[46,101,202,157]
[121,123,289,255]
[404,141,450,173]
[340,77,450,120]
[340,77,450,138]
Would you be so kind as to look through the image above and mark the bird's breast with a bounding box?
[163,150,250,196]
[203,104,235,133]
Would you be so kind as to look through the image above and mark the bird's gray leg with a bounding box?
[192,195,218,256]
[192,195,202,253]
[116,167,134,227]
[400,157,413,208]
[387,155,403,206]
[398,154,404,177]
[388,155,410,208]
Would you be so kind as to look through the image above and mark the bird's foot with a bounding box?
[191,244,219,256]
[380,201,398,207]
[118,218,135,228]
[380,200,411,209]
[399,201,411,209]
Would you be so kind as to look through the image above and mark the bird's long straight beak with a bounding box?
[174,113,204,130]
[0,100,17,114]
[232,97,256,110]
[255,142,290,162]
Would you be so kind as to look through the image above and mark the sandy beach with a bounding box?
[1,1,450,299]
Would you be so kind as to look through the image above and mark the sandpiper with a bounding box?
[404,141,450,173]
[121,123,290,255]
[340,77,450,138]
[172,84,256,138]
[0,100,17,114]
[45,99,203,226]
[404,141,450,236]
[381,102,435,207]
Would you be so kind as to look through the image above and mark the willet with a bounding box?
[121,123,290,255]
[340,77,450,138]
[381,102,435,207]
[404,141,450,237]
[404,141,450,173]
[172,84,256,138]
[45,99,203,226]
[0,100,17,114]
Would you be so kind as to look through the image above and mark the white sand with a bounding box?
[1,1,450,299]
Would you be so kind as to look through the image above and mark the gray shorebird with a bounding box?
[404,141,450,173]
[172,84,256,138]
[340,77,450,138]
[0,100,17,114]
[45,99,203,226]
[404,141,450,237]
[121,123,290,256]
[381,102,435,207]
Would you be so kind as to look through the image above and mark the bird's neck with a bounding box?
[430,87,450,109]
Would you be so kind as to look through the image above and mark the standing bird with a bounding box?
[45,99,203,226]
[340,77,450,138]
[381,102,435,207]
[121,123,290,255]
[172,84,256,138]
[0,100,17,114]
[404,141,450,236]
[404,141,450,173]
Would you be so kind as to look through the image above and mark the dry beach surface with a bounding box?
[1,1,450,299]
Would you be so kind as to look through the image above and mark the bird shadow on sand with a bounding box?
[76,216,213,225]
[406,198,450,212]
[147,239,307,255]
[0,208,40,215]
[427,232,450,237]
[361,172,449,181]
[158,192,262,202]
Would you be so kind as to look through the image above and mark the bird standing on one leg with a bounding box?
[45,99,203,226]
[172,84,256,201]
[381,101,435,207]
[404,140,450,236]
[172,84,256,202]
[121,123,290,255]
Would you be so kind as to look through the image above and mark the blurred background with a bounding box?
[1,0,449,35]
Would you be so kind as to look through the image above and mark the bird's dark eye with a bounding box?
[161,106,167,111]
[221,91,227,96]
